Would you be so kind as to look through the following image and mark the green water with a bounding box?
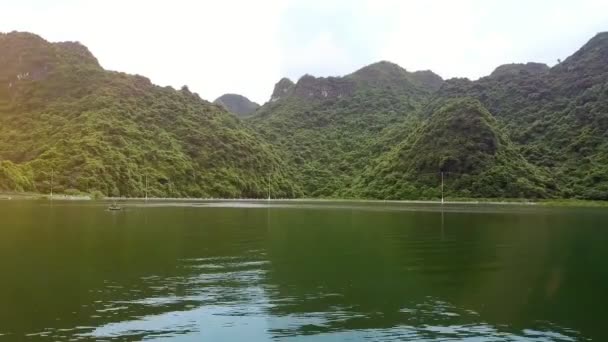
[0,201,607,341]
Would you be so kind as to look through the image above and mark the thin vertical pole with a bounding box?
[145,174,148,202]
[267,174,271,201]
[50,168,54,200]
[441,171,444,204]
[441,206,445,241]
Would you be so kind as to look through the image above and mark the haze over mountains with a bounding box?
[1,30,607,200]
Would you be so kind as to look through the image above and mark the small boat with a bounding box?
[108,203,123,211]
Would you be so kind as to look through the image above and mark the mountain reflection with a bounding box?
[261,206,603,340]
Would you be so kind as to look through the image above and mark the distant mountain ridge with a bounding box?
[347,61,443,92]
[213,93,260,117]
[489,62,550,78]
[263,61,444,106]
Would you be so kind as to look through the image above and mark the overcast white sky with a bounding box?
[1,0,607,104]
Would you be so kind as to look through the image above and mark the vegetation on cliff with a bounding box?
[0,32,299,197]
[1,30,607,200]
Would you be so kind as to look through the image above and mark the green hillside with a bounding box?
[436,32,608,199]
[346,99,553,199]
[0,32,299,198]
[249,62,442,197]
[249,32,608,200]
[2,30,608,201]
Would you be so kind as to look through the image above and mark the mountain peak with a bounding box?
[410,98,502,174]
[555,31,608,71]
[548,31,608,94]
[214,93,260,117]
[270,77,295,102]
[490,62,549,78]
[0,31,100,67]
[0,31,296,198]
[583,31,608,49]
[410,70,444,91]
[348,60,443,93]
[349,60,407,80]
[0,31,46,44]
[359,60,403,71]
[0,31,101,90]
[54,41,100,67]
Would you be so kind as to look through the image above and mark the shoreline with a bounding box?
[2,192,607,207]
[106,197,539,206]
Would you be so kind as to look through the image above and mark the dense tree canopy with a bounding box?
[250,33,608,200]
[0,32,299,198]
[1,31,607,200]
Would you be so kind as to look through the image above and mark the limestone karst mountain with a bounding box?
[0,31,298,197]
[2,30,608,200]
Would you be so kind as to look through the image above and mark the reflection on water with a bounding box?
[0,201,606,341]
[81,254,271,341]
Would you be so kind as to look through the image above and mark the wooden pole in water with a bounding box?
[441,206,445,240]
[441,171,444,204]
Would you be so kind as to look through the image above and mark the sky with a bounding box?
[1,0,608,104]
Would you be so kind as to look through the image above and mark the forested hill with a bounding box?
[0,31,299,198]
[346,99,554,199]
[433,32,608,199]
[1,30,607,200]
[249,32,608,200]
[249,62,443,196]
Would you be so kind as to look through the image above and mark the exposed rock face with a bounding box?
[214,93,260,117]
[269,74,357,103]
[263,61,443,107]
[270,77,295,102]
[291,74,356,100]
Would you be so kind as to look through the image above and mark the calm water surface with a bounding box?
[0,200,607,341]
